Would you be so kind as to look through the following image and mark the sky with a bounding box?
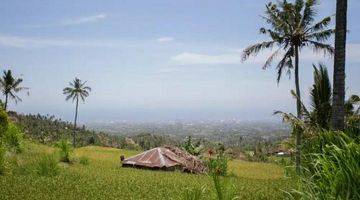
[0,0,359,123]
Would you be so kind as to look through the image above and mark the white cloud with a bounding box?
[157,37,174,43]
[0,34,120,48]
[170,43,359,66]
[60,14,107,26]
[25,14,107,28]
[0,35,71,48]
[171,52,240,65]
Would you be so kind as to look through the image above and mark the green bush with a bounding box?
[293,131,360,199]
[0,108,8,137]
[182,136,203,156]
[79,156,90,165]
[206,150,228,177]
[4,123,23,153]
[0,108,9,175]
[36,154,59,177]
[0,144,6,175]
[56,139,72,163]
[302,131,352,170]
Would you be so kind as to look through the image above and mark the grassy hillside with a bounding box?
[0,141,295,200]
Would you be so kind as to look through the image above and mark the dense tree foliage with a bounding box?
[9,112,102,147]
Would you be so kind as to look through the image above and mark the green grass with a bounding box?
[0,141,295,199]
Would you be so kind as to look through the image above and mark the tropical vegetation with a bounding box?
[242,0,334,173]
[0,0,358,199]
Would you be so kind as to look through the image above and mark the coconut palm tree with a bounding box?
[242,0,334,173]
[0,70,29,111]
[63,78,91,147]
[331,0,348,130]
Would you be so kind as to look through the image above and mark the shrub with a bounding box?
[206,150,228,177]
[0,108,8,137]
[291,131,360,199]
[56,139,72,163]
[182,136,203,156]
[36,154,59,176]
[79,156,90,165]
[302,131,352,170]
[0,144,5,175]
[314,141,359,199]
[4,123,23,153]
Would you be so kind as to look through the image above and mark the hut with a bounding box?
[122,146,206,173]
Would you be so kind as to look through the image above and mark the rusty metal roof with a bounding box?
[122,147,182,168]
[122,146,206,173]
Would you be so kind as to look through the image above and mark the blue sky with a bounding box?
[0,0,359,122]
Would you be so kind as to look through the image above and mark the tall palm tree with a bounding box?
[63,78,91,147]
[0,70,29,111]
[331,0,347,130]
[242,0,334,173]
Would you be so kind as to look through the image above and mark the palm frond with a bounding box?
[263,48,282,69]
[242,41,275,61]
[290,90,312,119]
[83,86,91,92]
[276,48,293,83]
[306,40,334,56]
[301,0,318,28]
[307,16,332,32]
[274,110,306,130]
[8,91,22,104]
[65,95,74,101]
[348,95,360,105]
[310,64,332,129]
[306,29,335,42]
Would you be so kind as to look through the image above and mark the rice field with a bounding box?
[0,141,295,200]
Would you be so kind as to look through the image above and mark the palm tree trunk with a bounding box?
[332,0,347,131]
[73,96,79,148]
[294,45,302,174]
[4,93,8,111]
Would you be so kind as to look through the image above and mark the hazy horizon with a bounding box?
[1,0,360,123]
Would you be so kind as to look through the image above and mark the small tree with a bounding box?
[182,136,203,156]
[56,139,72,163]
